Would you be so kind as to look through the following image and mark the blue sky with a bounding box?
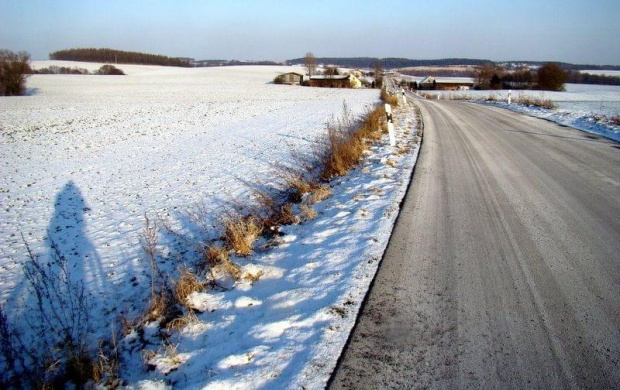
[1,0,619,64]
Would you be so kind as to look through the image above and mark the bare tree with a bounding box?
[474,62,496,89]
[304,52,317,77]
[0,50,31,96]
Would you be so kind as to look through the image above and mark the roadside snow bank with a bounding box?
[482,100,620,142]
[124,100,421,388]
[419,85,620,142]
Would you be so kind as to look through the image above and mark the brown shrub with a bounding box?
[0,50,31,96]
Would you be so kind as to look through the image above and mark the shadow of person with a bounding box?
[0,181,114,383]
[46,181,110,318]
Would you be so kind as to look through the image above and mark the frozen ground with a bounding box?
[126,99,420,389]
[420,84,620,142]
[0,62,421,387]
[0,62,378,330]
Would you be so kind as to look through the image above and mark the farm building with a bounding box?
[309,74,361,89]
[277,72,304,85]
[418,76,474,91]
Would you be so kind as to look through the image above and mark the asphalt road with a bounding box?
[329,98,620,389]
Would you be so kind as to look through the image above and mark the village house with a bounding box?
[276,72,304,85]
[418,76,474,91]
[309,74,362,89]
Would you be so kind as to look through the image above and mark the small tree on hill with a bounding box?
[490,73,502,89]
[474,62,495,89]
[0,50,31,96]
[537,63,567,91]
[304,52,317,76]
[97,64,125,75]
[373,61,383,89]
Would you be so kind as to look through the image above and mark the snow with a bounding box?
[0,61,421,387]
[421,84,620,142]
[120,99,420,389]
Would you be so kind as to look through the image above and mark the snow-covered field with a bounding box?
[0,62,421,387]
[421,84,620,141]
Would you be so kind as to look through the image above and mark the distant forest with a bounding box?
[194,59,282,67]
[566,71,620,86]
[287,57,490,69]
[286,57,620,72]
[49,48,192,67]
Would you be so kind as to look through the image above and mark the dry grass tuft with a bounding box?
[357,105,387,139]
[308,185,331,204]
[266,203,299,228]
[65,353,96,387]
[300,204,318,221]
[92,337,120,386]
[317,101,387,181]
[214,260,242,280]
[320,121,366,180]
[166,311,199,331]
[395,145,410,155]
[205,245,229,267]
[514,95,557,109]
[286,175,320,203]
[174,268,206,305]
[381,88,399,106]
[144,290,174,324]
[386,158,397,167]
[224,215,263,256]
[243,269,265,284]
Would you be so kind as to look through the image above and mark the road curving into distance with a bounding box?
[329,97,620,389]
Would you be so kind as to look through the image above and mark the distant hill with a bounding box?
[286,57,620,71]
[49,48,192,67]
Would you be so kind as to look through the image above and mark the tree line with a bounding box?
[288,57,620,72]
[565,71,620,86]
[290,57,490,69]
[50,48,192,67]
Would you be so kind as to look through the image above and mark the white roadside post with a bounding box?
[385,103,396,147]
[508,90,512,105]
